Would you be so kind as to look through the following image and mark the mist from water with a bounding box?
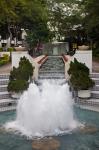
[5,80,80,138]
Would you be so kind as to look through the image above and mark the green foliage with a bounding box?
[7,47,15,52]
[19,57,34,80]
[0,48,3,52]
[83,0,99,31]
[70,71,94,90]
[26,24,50,50]
[2,54,10,61]
[8,80,28,93]
[0,0,82,44]
[0,60,7,66]
[80,0,99,49]
[0,54,10,66]
[68,58,94,90]
[47,0,82,41]
[9,57,34,81]
[0,0,48,36]
[8,56,34,93]
[93,48,99,58]
[68,58,89,75]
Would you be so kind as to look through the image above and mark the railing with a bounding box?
[37,55,48,65]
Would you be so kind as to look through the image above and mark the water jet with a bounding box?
[5,80,79,138]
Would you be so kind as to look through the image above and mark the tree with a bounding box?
[0,0,23,41]
[47,0,83,41]
[0,0,48,43]
[79,0,99,56]
[26,20,50,55]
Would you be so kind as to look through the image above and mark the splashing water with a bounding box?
[5,80,80,138]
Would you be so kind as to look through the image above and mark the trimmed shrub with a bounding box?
[8,56,34,93]
[70,71,94,90]
[68,58,95,90]
[68,58,89,76]
[8,80,29,93]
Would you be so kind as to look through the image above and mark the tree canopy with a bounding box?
[0,0,99,51]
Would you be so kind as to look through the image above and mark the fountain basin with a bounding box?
[32,138,60,150]
[0,108,99,150]
[0,80,99,150]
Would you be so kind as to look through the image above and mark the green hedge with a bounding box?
[7,47,15,52]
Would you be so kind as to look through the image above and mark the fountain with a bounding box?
[5,80,79,138]
[0,55,99,149]
[0,79,99,150]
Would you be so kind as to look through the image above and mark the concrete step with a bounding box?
[40,68,64,72]
[0,99,17,107]
[39,71,65,74]
[39,57,64,73]
[0,106,16,112]
[76,105,99,112]
[38,78,67,82]
[76,98,99,107]
[0,85,7,92]
[35,79,67,86]
[91,91,99,99]
[0,91,10,99]
[0,79,9,85]
[90,73,99,78]
[92,85,99,91]
[92,78,99,85]
[0,74,9,79]
[38,76,65,79]
[39,74,65,78]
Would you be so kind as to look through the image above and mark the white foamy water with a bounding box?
[5,80,79,138]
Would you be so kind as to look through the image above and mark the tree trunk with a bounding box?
[8,23,12,46]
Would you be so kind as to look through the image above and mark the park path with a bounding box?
[92,61,99,72]
[0,63,11,74]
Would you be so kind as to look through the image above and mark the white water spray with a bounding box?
[5,80,79,138]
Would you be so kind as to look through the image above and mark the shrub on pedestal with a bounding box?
[68,58,94,98]
[8,57,34,95]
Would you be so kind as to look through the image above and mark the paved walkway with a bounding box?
[92,61,99,72]
[0,63,11,74]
